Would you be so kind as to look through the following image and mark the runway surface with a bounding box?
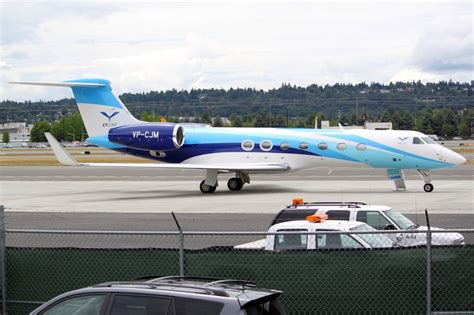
[2,165,473,181]
[2,165,472,247]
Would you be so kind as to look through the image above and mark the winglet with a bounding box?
[338,123,345,130]
[44,132,79,166]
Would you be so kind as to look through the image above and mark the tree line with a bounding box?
[26,105,472,143]
[2,80,470,142]
[29,113,85,142]
[2,80,472,124]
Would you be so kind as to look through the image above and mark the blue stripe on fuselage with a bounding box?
[86,135,126,149]
[92,127,452,168]
[316,132,450,166]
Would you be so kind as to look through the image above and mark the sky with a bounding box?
[0,0,472,101]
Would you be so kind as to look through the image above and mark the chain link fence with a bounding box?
[3,227,474,314]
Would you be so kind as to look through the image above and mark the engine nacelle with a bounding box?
[108,123,185,151]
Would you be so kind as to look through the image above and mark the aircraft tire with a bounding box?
[200,180,217,193]
[227,178,244,191]
[423,183,434,193]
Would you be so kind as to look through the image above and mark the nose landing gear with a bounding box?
[418,169,434,192]
[423,183,434,193]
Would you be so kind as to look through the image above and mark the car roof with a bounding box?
[317,205,393,212]
[269,219,366,232]
[285,202,392,212]
[89,276,282,307]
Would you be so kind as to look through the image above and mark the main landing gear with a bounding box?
[418,169,434,192]
[199,171,250,193]
[227,177,244,191]
[199,180,217,193]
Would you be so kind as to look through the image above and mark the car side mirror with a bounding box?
[384,224,396,230]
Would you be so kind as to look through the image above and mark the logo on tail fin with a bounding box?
[100,111,120,121]
[100,111,120,127]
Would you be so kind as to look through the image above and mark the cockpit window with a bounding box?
[413,137,424,144]
[422,137,436,144]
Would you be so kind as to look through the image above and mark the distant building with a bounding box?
[318,121,392,130]
[366,122,393,130]
[0,122,33,142]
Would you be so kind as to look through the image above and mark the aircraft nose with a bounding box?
[448,150,467,165]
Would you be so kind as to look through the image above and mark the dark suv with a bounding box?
[30,276,286,315]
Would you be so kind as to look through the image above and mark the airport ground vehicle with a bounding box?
[30,276,285,315]
[236,214,395,250]
[270,200,465,246]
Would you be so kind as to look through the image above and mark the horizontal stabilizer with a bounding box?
[78,162,290,172]
[45,132,79,166]
[9,81,105,88]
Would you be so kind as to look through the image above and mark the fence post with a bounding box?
[425,209,431,315]
[171,212,185,277]
[0,205,6,315]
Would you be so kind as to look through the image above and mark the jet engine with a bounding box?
[108,123,185,151]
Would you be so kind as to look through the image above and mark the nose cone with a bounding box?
[447,150,467,166]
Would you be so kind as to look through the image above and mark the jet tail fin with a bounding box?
[45,132,79,166]
[10,79,140,138]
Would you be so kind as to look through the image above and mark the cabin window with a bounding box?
[260,140,273,151]
[280,142,290,150]
[318,142,328,150]
[299,142,309,150]
[356,143,367,151]
[422,137,436,144]
[413,137,424,144]
[241,140,254,151]
[337,143,347,151]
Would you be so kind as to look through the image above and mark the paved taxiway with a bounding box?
[1,166,472,215]
[2,165,472,247]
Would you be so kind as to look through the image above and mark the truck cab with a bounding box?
[270,200,464,246]
[236,214,395,251]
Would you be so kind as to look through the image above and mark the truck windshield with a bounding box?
[383,209,417,229]
[350,225,394,248]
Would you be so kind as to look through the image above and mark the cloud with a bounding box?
[411,15,473,73]
[1,1,472,101]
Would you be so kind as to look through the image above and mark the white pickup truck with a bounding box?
[236,215,395,251]
[269,200,465,247]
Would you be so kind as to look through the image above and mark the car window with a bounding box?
[174,297,224,315]
[275,229,308,250]
[383,209,416,229]
[325,210,350,221]
[351,224,394,248]
[245,298,286,315]
[42,294,107,315]
[356,211,391,230]
[340,234,364,248]
[271,209,316,226]
[110,294,173,315]
[317,233,363,249]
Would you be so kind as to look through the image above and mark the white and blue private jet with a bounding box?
[11,78,466,193]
